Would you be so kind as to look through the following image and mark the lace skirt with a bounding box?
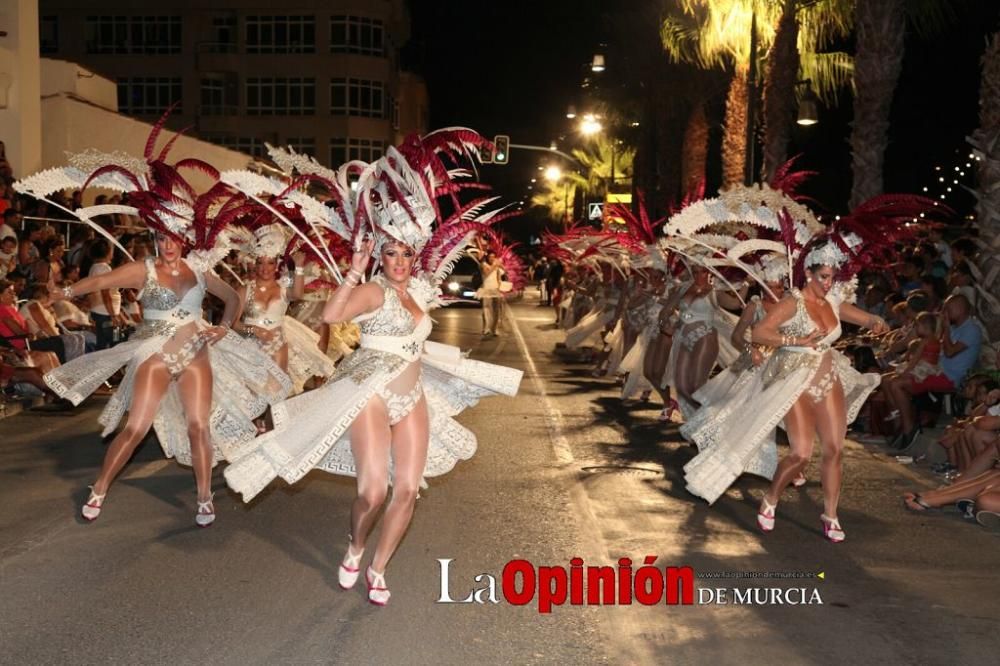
[248,316,337,394]
[565,305,614,349]
[682,348,880,505]
[619,326,654,400]
[223,341,523,501]
[43,325,291,466]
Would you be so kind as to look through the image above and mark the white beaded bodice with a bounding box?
[243,280,289,330]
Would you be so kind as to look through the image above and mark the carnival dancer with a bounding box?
[692,193,935,540]
[658,262,743,420]
[16,119,291,526]
[223,130,523,605]
[234,224,336,394]
[681,254,809,502]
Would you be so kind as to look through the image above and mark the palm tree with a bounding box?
[681,102,711,194]
[849,0,964,208]
[662,0,852,187]
[969,32,1000,339]
[530,136,635,223]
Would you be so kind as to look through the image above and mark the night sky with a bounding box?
[407,0,1000,223]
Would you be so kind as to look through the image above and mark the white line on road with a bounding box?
[507,309,575,465]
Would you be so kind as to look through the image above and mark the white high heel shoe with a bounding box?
[338,539,364,589]
[82,486,106,521]
[195,493,215,527]
[757,496,777,532]
[366,566,391,606]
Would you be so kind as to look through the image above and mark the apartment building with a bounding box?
[38,0,429,166]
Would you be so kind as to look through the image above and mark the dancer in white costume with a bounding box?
[659,265,742,419]
[682,256,807,503]
[16,121,291,526]
[234,225,335,394]
[223,130,523,605]
[748,192,934,542]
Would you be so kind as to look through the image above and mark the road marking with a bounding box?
[507,309,575,465]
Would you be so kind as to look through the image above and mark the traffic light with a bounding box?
[479,143,494,164]
[493,135,510,165]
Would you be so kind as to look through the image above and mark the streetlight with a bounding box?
[579,113,602,136]
[591,54,606,72]
[544,165,563,182]
[796,80,819,126]
[566,105,577,119]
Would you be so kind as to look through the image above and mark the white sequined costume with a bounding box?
[44,258,292,465]
[662,286,739,418]
[241,278,336,394]
[682,287,880,504]
[224,274,523,501]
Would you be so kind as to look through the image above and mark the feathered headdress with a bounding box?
[793,194,944,287]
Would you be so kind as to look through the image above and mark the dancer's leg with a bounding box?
[347,398,392,551]
[370,396,429,573]
[176,348,215,501]
[815,380,848,519]
[674,329,718,409]
[92,356,172,495]
[764,395,816,506]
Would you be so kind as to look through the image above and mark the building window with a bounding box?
[246,77,315,115]
[388,94,400,130]
[246,15,316,54]
[330,78,384,118]
[200,74,238,115]
[330,16,384,56]
[203,14,237,53]
[117,77,182,115]
[40,16,59,54]
[330,138,385,166]
[203,135,266,158]
[285,138,316,157]
[85,16,181,55]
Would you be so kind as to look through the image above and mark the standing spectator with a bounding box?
[86,239,122,350]
[474,249,506,338]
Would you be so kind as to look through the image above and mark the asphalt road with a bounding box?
[2,291,998,665]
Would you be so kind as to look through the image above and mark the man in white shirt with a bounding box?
[87,239,123,349]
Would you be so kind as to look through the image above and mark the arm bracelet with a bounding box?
[294,267,306,276]
[62,285,74,299]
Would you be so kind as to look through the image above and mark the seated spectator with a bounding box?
[0,279,63,369]
[885,312,942,388]
[929,227,952,267]
[934,380,1000,473]
[950,237,978,267]
[948,260,978,308]
[15,221,41,278]
[917,272,948,310]
[862,283,888,319]
[882,294,983,449]
[30,238,65,285]
[897,257,924,295]
[0,208,16,243]
[0,235,16,279]
[18,284,92,361]
[902,468,1000,531]
[65,226,94,268]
